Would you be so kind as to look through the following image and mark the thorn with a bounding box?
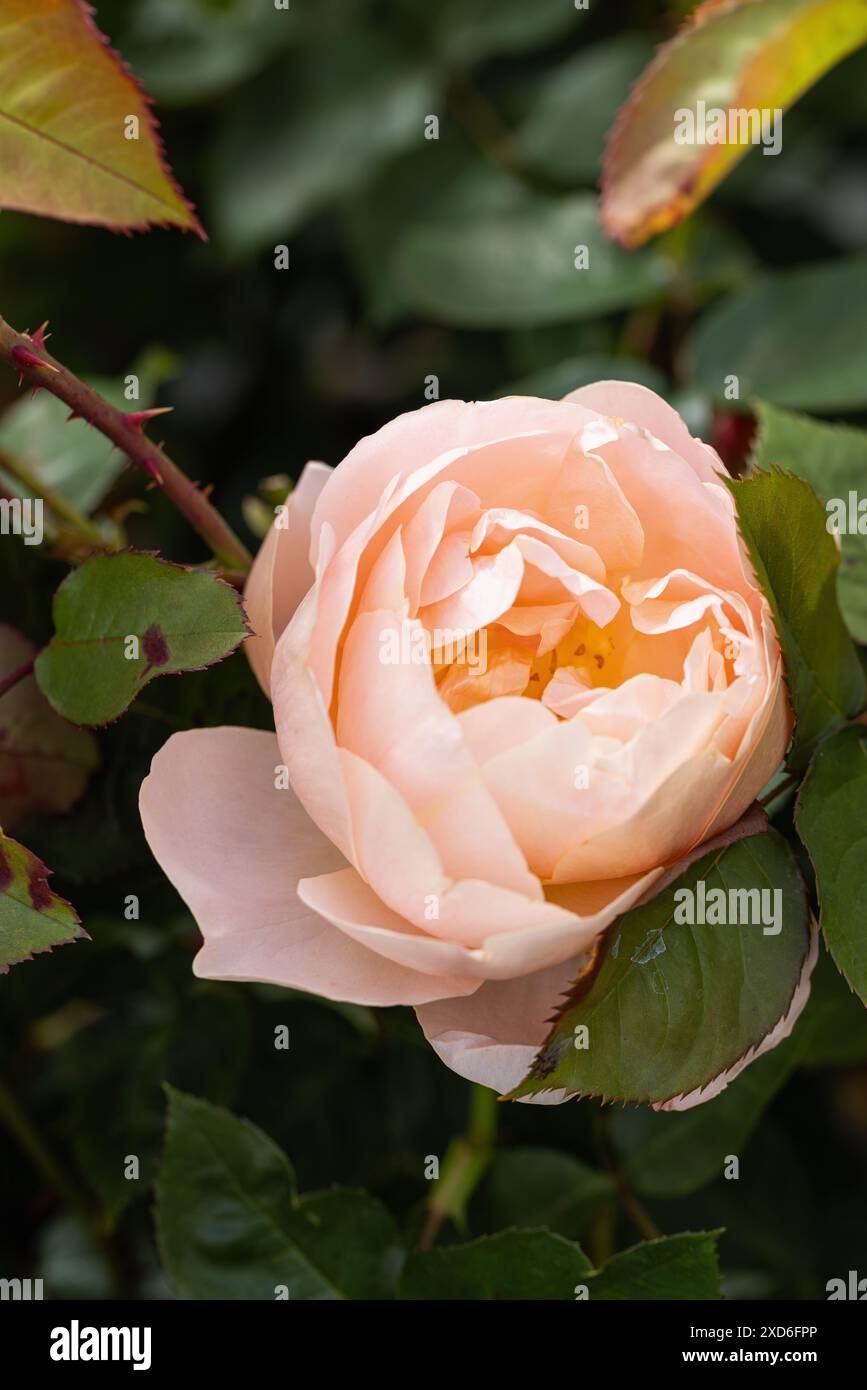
[140,456,164,486]
[124,406,174,432]
[31,321,51,353]
[11,344,60,377]
[66,410,82,423]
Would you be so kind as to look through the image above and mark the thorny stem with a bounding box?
[0,314,252,574]
[417,1084,498,1251]
[0,655,35,700]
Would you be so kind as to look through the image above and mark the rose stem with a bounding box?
[417,1083,498,1251]
[0,314,252,574]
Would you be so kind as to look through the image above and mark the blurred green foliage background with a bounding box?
[2,0,867,1300]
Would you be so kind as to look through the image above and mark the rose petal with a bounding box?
[310,397,599,560]
[415,959,578,1105]
[336,609,541,897]
[244,461,332,696]
[139,726,469,1005]
[562,381,724,489]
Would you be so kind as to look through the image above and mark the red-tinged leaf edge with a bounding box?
[600,0,867,249]
[600,0,723,248]
[0,831,87,975]
[10,0,207,239]
[76,0,206,239]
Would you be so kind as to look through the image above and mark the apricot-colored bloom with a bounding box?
[140,383,811,1107]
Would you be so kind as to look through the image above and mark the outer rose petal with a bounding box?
[308,396,601,562]
[562,380,724,489]
[272,585,356,864]
[415,959,577,1106]
[139,726,477,1006]
[244,461,332,696]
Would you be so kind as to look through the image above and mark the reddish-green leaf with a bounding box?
[602,0,867,248]
[0,0,204,235]
[0,828,84,973]
[0,624,99,828]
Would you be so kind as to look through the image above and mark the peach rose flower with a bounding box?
[140,382,812,1108]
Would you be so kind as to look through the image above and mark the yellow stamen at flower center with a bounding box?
[524,619,615,700]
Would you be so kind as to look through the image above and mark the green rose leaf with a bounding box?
[509,831,811,1106]
[515,36,654,187]
[751,402,867,642]
[399,1231,592,1301]
[0,829,84,974]
[471,1148,614,1241]
[394,194,672,328]
[209,35,434,256]
[433,0,582,64]
[66,982,251,1228]
[693,259,867,411]
[34,552,249,727]
[726,467,865,771]
[582,1232,723,1301]
[122,0,298,107]
[795,727,867,1003]
[156,1089,403,1300]
[399,1230,721,1301]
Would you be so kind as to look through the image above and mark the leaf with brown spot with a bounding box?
[142,622,171,673]
[601,0,867,248]
[34,551,250,726]
[0,827,84,973]
[0,624,99,829]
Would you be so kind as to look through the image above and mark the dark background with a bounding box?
[1,0,867,1299]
